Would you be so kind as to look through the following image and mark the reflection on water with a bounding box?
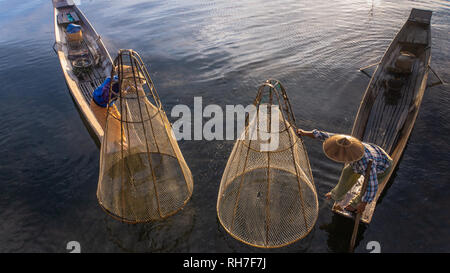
[0,0,449,252]
[102,204,196,253]
[320,214,368,253]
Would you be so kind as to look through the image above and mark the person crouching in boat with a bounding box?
[92,76,119,109]
[90,76,126,150]
[297,129,393,214]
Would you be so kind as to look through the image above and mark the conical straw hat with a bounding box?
[323,135,364,163]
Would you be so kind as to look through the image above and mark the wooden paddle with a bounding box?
[428,65,445,87]
[359,62,380,78]
[349,159,373,252]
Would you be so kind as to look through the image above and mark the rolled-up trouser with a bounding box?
[330,157,394,207]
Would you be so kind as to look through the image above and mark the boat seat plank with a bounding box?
[381,61,421,150]
[79,81,95,104]
[79,77,105,104]
[362,82,384,142]
[375,73,411,148]
[365,82,389,145]
[54,0,75,9]
[57,10,80,25]
[398,24,428,45]
[409,8,432,25]
[372,59,421,151]
[363,46,403,142]
[386,64,425,152]
[363,46,418,147]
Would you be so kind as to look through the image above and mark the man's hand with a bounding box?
[297,129,306,136]
[356,201,367,214]
[296,129,316,139]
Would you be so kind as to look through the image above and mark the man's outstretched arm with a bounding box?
[296,129,316,139]
[297,129,334,141]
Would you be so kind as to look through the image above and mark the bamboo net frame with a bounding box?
[217,79,318,248]
[97,49,193,223]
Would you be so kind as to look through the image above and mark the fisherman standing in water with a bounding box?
[297,128,393,214]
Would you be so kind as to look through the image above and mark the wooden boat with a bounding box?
[53,0,112,143]
[332,9,433,224]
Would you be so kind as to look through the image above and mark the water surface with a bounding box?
[0,0,449,252]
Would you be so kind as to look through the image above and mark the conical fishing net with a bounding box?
[217,80,318,248]
[97,49,193,223]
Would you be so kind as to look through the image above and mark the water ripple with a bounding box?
[0,0,448,253]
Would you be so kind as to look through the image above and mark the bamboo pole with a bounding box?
[349,159,373,252]
[359,62,380,78]
[359,62,380,71]
[428,65,445,87]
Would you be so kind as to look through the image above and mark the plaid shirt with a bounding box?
[312,129,391,203]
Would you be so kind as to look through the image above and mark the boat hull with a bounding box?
[53,0,113,143]
[332,8,432,224]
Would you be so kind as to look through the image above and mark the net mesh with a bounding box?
[97,49,193,223]
[217,80,318,248]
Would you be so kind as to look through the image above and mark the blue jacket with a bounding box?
[66,23,81,33]
[92,77,119,107]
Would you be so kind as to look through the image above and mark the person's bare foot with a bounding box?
[325,192,332,200]
[344,204,357,213]
[333,204,343,211]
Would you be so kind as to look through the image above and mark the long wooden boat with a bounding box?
[53,0,112,143]
[332,8,433,224]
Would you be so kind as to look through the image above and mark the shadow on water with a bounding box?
[320,214,368,253]
[67,87,102,148]
[103,204,196,253]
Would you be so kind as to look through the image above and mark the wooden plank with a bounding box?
[57,51,104,141]
[78,82,90,103]
[57,10,80,25]
[363,82,384,142]
[53,0,75,9]
[409,9,432,25]
[367,84,388,144]
[352,89,376,138]
[382,70,414,145]
[361,69,391,142]
[364,46,401,144]
[79,81,96,103]
[379,69,413,150]
[382,61,419,151]
[386,63,425,152]
[351,33,403,140]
